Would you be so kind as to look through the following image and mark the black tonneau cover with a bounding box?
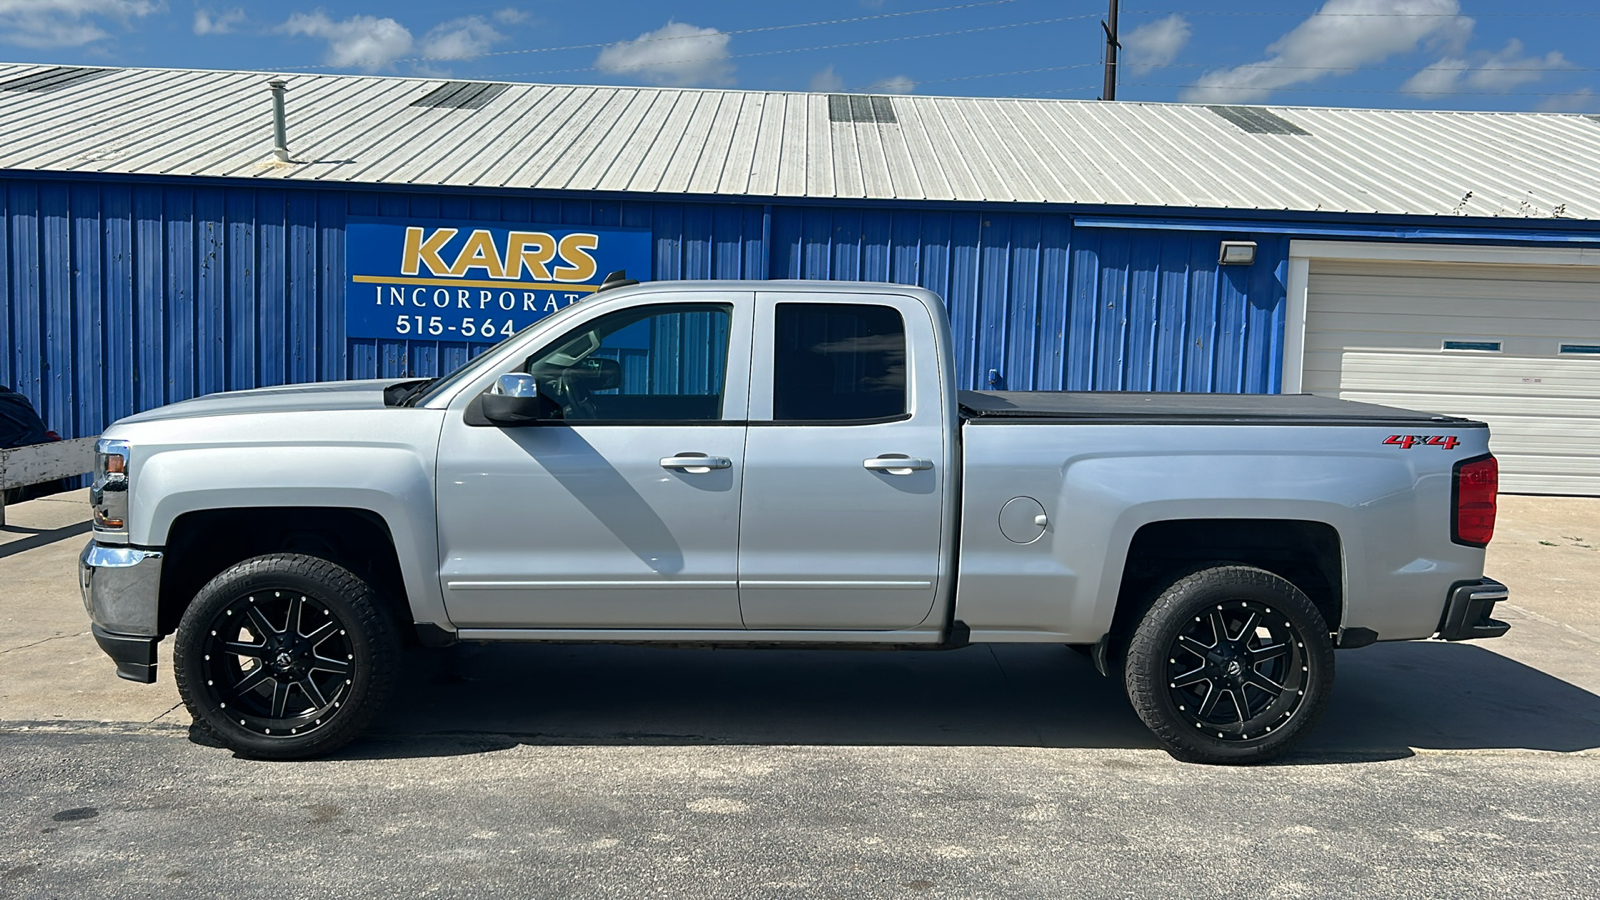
[958,391,1483,427]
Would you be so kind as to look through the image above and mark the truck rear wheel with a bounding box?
[173,553,398,760]
[1123,565,1334,765]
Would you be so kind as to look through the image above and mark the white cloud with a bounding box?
[282,11,413,71]
[1535,87,1596,113]
[1467,39,1569,91]
[595,21,733,87]
[0,0,161,49]
[870,74,915,94]
[492,8,527,26]
[1401,57,1469,95]
[1423,10,1473,57]
[420,15,504,60]
[1403,38,1570,97]
[810,65,844,93]
[1181,0,1470,104]
[1124,14,1190,75]
[193,6,244,36]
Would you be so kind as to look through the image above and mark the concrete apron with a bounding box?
[2,489,1597,758]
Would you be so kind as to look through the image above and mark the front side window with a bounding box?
[773,303,906,422]
[519,303,731,422]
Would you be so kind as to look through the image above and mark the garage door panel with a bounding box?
[1306,257,1600,495]
[1320,352,1600,398]
[1501,472,1600,496]
[1332,403,1600,456]
[1305,280,1600,312]
[1308,313,1600,342]
[1327,379,1600,401]
[1299,285,1600,317]
[1332,347,1600,381]
[1312,258,1600,286]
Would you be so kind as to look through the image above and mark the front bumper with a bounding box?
[79,540,164,683]
[1438,577,1511,641]
[91,624,158,684]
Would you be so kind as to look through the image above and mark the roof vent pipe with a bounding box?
[267,78,290,162]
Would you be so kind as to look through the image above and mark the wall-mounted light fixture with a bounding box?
[1219,241,1257,265]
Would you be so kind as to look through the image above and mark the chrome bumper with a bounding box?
[79,541,164,682]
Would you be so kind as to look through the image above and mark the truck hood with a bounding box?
[115,380,401,424]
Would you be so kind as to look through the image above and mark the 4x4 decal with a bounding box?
[1384,434,1460,450]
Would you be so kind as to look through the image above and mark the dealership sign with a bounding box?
[345,217,652,342]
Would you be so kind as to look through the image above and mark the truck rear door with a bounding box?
[737,292,951,631]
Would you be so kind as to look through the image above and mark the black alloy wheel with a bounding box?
[174,553,398,759]
[198,590,354,736]
[1165,599,1307,742]
[1123,564,1334,765]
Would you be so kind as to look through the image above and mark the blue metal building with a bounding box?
[4,65,1599,491]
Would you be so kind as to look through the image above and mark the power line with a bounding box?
[884,62,1101,90]
[485,14,1098,80]
[1128,9,1600,17]
[1125,82,1598,97]
[1158,63,1600,73]
[1017,84,1103,97]
[284,0,1033,69]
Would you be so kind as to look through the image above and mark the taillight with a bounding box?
[1452,454,1498,547]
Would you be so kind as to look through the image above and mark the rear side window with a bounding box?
[773,303,906,422]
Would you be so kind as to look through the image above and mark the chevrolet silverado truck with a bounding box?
[80,278,1509,764]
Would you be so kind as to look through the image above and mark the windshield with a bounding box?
[407,298,595,406]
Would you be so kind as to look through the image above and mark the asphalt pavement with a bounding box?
[3,491,1598,898]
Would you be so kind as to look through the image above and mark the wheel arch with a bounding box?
[157,507,413,638]
[1107,518,1345,653]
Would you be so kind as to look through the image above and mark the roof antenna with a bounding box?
[596,270,640,292]
[267,78,290,162]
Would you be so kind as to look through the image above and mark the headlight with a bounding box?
[91,439,131,538]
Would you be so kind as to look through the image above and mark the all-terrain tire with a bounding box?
[173,553,399,760]
[1123,565,1334,765]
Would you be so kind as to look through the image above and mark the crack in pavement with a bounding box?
[0,631,89,655]
[147,702,185,726]
[985,644,1047,749]
[0,720,189,735]
[1504,603,1600,646]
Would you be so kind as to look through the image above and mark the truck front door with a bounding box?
[737,293,952,631]
[436,297,753,630]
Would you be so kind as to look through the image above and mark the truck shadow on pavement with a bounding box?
[333,639,1600,765]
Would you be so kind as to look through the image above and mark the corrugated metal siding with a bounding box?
[4,63,1600,220]
[2,175,1284,439]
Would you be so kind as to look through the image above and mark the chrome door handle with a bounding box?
[863,457,933,474]
[660,455,732,473]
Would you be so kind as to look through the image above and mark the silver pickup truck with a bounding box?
[80,279,1508,764]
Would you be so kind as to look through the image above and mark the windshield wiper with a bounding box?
[386,379,435,408]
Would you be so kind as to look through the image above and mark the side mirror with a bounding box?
[478,374,561,426]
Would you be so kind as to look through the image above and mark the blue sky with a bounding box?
[2,1,1596,111]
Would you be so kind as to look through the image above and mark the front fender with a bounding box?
[130,443,447,630]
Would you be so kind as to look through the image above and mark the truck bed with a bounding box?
[958,391,1484,428]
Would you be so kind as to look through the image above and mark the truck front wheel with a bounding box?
[1123,565,1334,765]
[173,553,399,759]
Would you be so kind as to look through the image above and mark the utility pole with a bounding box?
[1101,0,1120,101]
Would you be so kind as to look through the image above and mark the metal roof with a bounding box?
[3,62,1600,220]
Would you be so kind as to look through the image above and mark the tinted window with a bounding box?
[522,303,731,421]
[773,303,906,421]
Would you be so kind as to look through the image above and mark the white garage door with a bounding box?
[1303,258,1600,495]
